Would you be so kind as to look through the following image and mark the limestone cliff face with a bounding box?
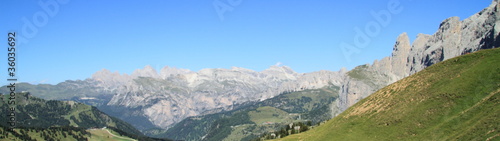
[335,0,500,114]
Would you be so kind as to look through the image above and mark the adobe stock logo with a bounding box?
[340,0,406,62]
[213,0,243,21]
[19,0,70,46]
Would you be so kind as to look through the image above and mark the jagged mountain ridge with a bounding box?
[335,0,500,113]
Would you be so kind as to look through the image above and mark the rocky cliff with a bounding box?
[335,0,500,113]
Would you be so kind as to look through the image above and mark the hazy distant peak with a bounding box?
[93,68,111,76]
[91,68,119,80]
[143,65,157,72]
[161,66,191,72]
[263,65,296,74]
[131,65,160,78]
[230,66,255,73]
[160,66,192,79]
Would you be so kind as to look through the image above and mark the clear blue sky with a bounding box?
[0,0,491,85]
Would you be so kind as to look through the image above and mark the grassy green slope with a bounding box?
[248,106,291,125]
[278,48,500,141]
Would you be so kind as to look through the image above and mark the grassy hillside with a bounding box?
[156,85,339,141]
[278,48,500,140]
[248,106,291,125]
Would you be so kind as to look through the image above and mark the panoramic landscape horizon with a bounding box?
[1,0,498,141]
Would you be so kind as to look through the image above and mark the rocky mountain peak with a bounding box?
[391,32,411,78]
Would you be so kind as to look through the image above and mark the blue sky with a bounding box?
[0,0,491,85]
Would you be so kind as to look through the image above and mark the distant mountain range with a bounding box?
[1,0,499,140]
[2,65,344,131]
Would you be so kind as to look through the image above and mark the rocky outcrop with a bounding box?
[335,0,500,114]
[391,33,411,79]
